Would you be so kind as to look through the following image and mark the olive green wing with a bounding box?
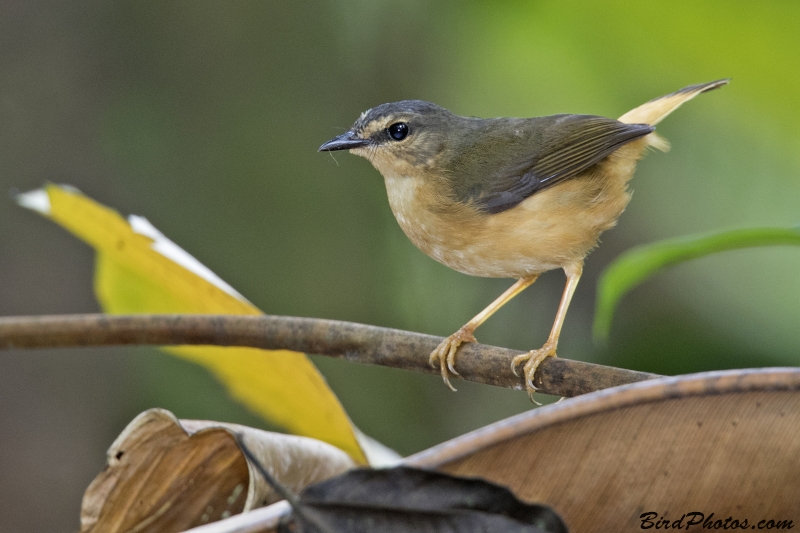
[472,115,653,214]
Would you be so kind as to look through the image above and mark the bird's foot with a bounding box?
[429,326,477,391]
[511,341,557,404]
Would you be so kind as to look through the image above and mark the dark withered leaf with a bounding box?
[280,466,569,533]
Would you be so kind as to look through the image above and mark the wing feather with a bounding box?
[468,115,653,214]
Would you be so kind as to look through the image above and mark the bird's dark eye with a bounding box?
[387,122,409,141]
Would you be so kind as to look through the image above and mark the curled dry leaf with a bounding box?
[176,368,800,533]
[80,408,355,533]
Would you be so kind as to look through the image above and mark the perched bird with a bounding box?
[319,80,728,396]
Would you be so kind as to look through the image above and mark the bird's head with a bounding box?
[318,100,456,176]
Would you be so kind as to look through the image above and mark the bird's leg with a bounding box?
[431,275,539,391]
[512,262,583,400]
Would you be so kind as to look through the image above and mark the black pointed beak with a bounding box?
[318,130,371,152]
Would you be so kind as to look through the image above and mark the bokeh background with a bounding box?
[2,2,799,531]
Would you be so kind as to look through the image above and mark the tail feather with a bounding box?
[618,79,729,127]
[645,131,672,152]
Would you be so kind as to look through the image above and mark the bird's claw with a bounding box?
[429,326,477,391]
[511,341,557,403]
[527,390,543,406]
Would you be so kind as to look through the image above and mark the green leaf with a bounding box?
[593,227,800,343]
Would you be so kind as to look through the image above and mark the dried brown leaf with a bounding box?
[80,408,355,533]
[407,369,800,532]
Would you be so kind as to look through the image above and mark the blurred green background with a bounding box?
[2,1,799,531]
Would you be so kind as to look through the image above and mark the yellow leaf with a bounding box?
[21,184,367,464]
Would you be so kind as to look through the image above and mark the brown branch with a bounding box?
[0,314,659,397]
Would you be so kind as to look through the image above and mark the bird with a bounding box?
[319,79,728,397]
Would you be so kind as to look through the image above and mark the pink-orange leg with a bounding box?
[512,261,583,401]
[430,275,539,390]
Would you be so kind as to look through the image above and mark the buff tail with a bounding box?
[619,79,729,151]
